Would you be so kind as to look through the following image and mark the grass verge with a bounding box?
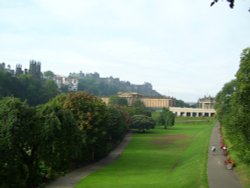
[75,119,214,188]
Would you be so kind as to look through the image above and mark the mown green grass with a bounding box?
[75,119,214,188]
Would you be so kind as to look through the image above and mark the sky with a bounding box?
[0,0,250,102]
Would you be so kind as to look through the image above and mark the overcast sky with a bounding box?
[0,0,250,102]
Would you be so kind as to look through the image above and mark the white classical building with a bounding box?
[169,107,216,117]
[169,96,216,117]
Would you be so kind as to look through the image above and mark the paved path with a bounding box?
[45,133,132,188]
[207,122,243,188]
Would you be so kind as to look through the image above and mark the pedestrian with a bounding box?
[211,145,216,152]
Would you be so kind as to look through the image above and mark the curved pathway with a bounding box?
[45,133,132,188]
[207,122,243,188]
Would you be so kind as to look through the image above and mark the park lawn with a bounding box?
[75,119,214,188]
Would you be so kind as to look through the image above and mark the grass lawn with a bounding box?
[75,119,215,188]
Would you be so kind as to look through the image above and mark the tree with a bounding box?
[160,108,175,129]
[130,115,155,133]
[43,70,55,79]
[231,47,250,163]
[108,96,128,106]
[210,0,250,12]
[0,70,19,98]
[0,97,41,187]
[17,74,59,106]
[63,92,109,161]
[41,79,60,102]
[215,47,250,164]
[215,79,236,124]
[210,0,235,9]
[106,106,128,145]
[37,94,82,178]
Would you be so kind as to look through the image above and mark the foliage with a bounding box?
[210,0,235,9]
[210,0,250,12]
[130,115,155,132]
[129,99,152,117]
[43,70,55,79]
[158,108,175,129]
[0,97,41,188]
[0,71,59,106]
[0,70,19,98]
[0,92,129,187]
[106,106,128,144]
[215,47,250,164]
[37,95,82,178]
[63,92,111,161]
[108,96,128,106]
[174,99,192,108]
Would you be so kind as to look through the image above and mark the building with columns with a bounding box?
[169,107,216,117]
[101,92,216,117]
[169,96,216,117]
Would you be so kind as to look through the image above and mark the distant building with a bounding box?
[169,95,216,117]
[169,107,216,117]
[198,96,215,109]
[101,92,174,108]
[53,75,79,91]
[68,77,79,91]
[0,62,6,70]
[15,64,23,76]
[29,60,41,78]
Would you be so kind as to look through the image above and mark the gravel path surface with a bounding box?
[207,122,243,188]
[45,133,132,188]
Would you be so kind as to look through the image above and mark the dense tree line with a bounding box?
[215,47,250,164]
[0,92,129,187]
[0,70,59,106]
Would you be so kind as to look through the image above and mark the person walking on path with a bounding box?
[207,122,242,188]
[45,132,132,188]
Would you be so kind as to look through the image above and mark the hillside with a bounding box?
[68,72,162,97]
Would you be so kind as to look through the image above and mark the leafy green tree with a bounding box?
[215,79,236,124]
[106,106,128,146]
[63,92,109,161]
[41,79,60,102]
[0,70,19,98]
[108,96,128,106]
[0,97,41,188]
[17,74,59,105]
[231,48,250,163]
[130,99,151,116]
[43,70,55,79]
[130,115,155,133]
[37,94,82,178]
[160,108,175,129]
[215,48,250,164]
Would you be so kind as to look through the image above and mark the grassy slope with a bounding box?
[75,119,214,188]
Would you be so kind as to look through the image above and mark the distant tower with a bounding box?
[15,64,23,76]
[0,62,5,70]
[29,60,41,78]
